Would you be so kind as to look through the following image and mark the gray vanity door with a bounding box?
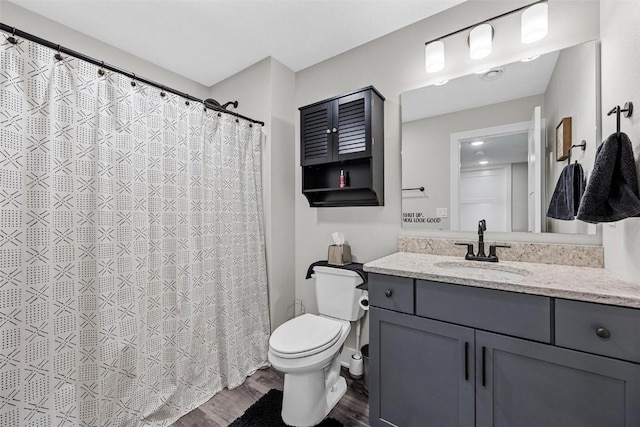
[370,307,475,427]
[475,330,640,427]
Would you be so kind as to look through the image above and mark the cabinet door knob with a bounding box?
[326,129,331,134]
[596,327,611,339]
[384,289,393,298]
[332,127,338,133]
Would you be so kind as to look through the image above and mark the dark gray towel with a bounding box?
[547,163,585,220]
[576,132,640,223]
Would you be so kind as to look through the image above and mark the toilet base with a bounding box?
[281,370,347,427]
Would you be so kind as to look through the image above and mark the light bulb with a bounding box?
[469,24,493,60]
[425,41,445,73]
[521,3,548,44]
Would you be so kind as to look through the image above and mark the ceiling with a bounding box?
[460,133,528,168]
[402,49,560,123]
[7,0,466,87]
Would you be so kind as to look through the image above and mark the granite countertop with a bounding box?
[363,252,640,309]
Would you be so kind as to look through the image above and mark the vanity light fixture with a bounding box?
[469,24,493,60]
[425,40,445,73]
[521,3,548,44]
[423,0,548,74]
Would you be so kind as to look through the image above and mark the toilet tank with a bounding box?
[313,266,366,321]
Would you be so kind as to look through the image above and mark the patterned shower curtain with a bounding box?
[0,38,270,426]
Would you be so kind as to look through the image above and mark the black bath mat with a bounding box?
[229,389,343,427]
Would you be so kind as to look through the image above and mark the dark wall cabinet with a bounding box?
[369,274,640,427]
[300,86,384,207]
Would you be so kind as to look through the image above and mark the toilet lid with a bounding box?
[269,314,344,358]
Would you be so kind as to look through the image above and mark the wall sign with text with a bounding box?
[402,212,442,224]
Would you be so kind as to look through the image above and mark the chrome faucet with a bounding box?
[455,219,510,262]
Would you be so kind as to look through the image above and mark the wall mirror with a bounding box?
[401,40,599,237]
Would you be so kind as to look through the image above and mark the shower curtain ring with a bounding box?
[54,44,63,61]
[6,27,18,45]
[185,95,190,106]
[131,73,136,87]
[98,61,105,76]
[160,86,166,97]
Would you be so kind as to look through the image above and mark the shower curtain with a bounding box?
[0,39,270,426]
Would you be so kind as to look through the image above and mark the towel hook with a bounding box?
[567,140,586,165]
[607,102,633,138]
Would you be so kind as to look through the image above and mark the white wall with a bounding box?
[600,1,640,284]
[295,0,599,353]
[544,41,598,235]
[0,1,209,98]
[209,57,296,331]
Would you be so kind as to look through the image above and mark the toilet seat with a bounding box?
[269,314,346,359]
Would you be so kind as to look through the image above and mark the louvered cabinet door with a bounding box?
[300,101,332,166]
[333,91,371,161]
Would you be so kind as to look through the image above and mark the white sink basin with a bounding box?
[433,261,529,281]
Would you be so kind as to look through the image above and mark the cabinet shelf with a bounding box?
[303,186,370,193]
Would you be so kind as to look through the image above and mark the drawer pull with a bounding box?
[384,289,393,298]
[596,327,611,339]
[464,342,469,381]
[481,346,487,387]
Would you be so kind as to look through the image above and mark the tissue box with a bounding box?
[328,244,352,266]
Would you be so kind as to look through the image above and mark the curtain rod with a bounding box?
[0,23,265,126]
[424,0,547,46]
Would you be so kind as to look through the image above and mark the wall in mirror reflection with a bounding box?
[401,41,598,235]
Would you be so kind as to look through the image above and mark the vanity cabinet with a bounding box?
[300,86,384,207]
[370,308,475,427]
[369,273,640,427]
[476,331,640,427]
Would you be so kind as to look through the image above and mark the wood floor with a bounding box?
[171,367,369,427]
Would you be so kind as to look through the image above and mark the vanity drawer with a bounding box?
[368,273,414,314]
[555,299,640,363]
[416,280,551,342]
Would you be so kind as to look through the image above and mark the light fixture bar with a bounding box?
[423,0,548,47]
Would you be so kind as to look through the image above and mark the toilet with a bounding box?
[268,266,367,427]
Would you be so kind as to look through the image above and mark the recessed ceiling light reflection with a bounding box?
[434,79,449,86]
[471,141,484,146]
[479,160,489,165]
[521,55,541,62]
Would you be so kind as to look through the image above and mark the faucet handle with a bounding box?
[489,244,511,259]
[455,242,475,259]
